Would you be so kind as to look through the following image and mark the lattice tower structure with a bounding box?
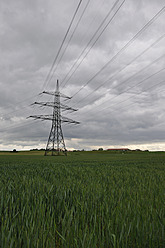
[28,80,79,156]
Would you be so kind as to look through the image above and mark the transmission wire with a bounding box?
[78,77,165,122]
[74,33,165,106]
[70,5,165,99]
[61,0,125,88]
[50,0,91,80]
[41,0,83,91]
[78,63,165,119]
[96,79,165,118]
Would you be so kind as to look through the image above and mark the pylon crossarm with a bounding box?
[60,103,78,111]
[62,117,80,124]
[60,93,72,99]
[32,102,55,107]
[42,91,71,99]
[28,115,53,121]
[31,102,77,111]
[28,114,80,124]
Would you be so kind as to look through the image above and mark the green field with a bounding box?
[0,151,164,247]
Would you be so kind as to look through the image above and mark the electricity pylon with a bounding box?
[28,79,79,156]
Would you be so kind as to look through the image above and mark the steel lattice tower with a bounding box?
[45,80,66,156]
[28,79,79,156]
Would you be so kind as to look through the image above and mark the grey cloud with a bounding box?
[0,0,165,150]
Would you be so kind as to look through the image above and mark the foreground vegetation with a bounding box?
[0,151,164,247]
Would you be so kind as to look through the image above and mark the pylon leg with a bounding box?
[44,119,67,156]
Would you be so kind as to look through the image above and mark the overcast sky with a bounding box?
[0,0,165,151]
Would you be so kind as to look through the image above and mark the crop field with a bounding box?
[0,151,164,247]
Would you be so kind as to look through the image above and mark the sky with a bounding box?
[0,0,165,151]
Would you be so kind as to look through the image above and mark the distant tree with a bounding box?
[12,149,17,153]
[98,148,103,151]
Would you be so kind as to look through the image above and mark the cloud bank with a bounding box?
[0,0,165,150]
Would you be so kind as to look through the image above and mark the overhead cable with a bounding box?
[74,33,165,106]
[49,0,91,82]
[70,5,165,98]
[41,0,83,91]
[61,0,125,88]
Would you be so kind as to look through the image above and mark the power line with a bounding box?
[74,33,165,106]
[2,3,165,140]
[78,78,165,123]
[41,0,83,91]
[61,0,125,88]
[99,79,165,117]
[0,119,41,133]
[82,55,165,115]
[70,51,165,111]
[4,57,164,133]
[99,66,165,111]
[2,75,164,134]
[0,93,41,119]
[50,0,92,81]
[78,65,165,120]
[12,3,164,128]
[60,0,108,91]
[0,0,108,121]
[70,5,165,99]
[75,52,165,112]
